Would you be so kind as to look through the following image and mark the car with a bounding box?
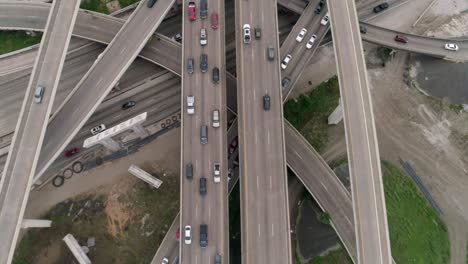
[147,0,157,8]
[200,0,207,19]
[359,25,367,34]
[281,77,291,90]
[200,28,207,46]
[306,34,317,49]
[187,57,194,74]
[122,101,136,109]
[213,163,220,183]
[161,257,169,264]
[199,177,207,195]
[394,35,408,43]
[186,163,193,180]
[176,229,180,239]
[212,67,219,83]
[444,43,459,51]
[173,33,182,42]
[296,28,307,42]
[90,124,106,135]
[243,24,251,44]
[34,85,44,104]
[200,54,208,73]
[65,147,79,157]
[266,45,275,61]
[263,95,271,111]
[281,54,292,70]
[184,225,192,245]
[314,0,325,14]
[200,125,208,144]
[373,2,389,13]
[211,12,218,29]
[214,254,222,264]
[187,95,195,114]
[188,2,196,21]
[212,109,220,128]
[254,26,262,39]
[199,224,208,248]
[228,136,238,154]
[321,13,330,26]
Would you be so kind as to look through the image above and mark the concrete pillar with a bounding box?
[99,138,121,151]
[21,219,52,228]
[63,234,91,264]
[132,124,149,139]
[128,165,162,188]
[328,98,343,125]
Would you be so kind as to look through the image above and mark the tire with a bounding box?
[52,175,65,187]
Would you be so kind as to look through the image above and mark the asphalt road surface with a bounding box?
[179,0,229,262]
[0,0,80,263]
[328,0,392,262]
[235,0,292,262]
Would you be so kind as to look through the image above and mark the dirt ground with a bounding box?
[293,0,468,262]
[25,128,181,219]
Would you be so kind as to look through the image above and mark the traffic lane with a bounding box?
[36,0,176,179]
[329,0,391,262]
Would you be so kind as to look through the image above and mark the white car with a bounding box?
[213,163,220,183]
[296,28,307,42]
[91,124,106,135]
[184,225,192,244]
[444,43,459,51]
[306,34,317,49]
[187,95,195,115]
[243,24,251,44]
[200,28,207,46]
[212,109,220,128]
[281,55,292,70]
[161,257,169,264]
[321,12,330,26]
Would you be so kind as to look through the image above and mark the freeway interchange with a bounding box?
[0,0,465,263]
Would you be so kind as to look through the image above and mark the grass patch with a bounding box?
[309,248,353,264]
[283,76,340,152]
[119,0,140,8]
[80,0,110,14]
[382,160,450,264]
[14,173,179,264]
[0,31,42,55]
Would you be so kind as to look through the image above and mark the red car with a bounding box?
[394,35,408,43]
[228,137,238,154]
[176,229,180,239]
[211,12,218,29]
[188,2,196,21]
[65,147,80,157]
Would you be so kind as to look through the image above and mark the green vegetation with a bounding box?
[0,31,42,55]
[317,212,331,225]
[80,0,110,14]
[283,76,340,152]
[383,160,450,264]
[229,181,242,264]
[14,173,179,264]
[309,248,353,264]
[119,0,141,8]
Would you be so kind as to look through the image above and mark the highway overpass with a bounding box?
[329,0,392,262]
[0,0,80,263]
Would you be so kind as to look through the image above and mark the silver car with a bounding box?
[34,85,44,104]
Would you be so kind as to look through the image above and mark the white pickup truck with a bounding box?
[213,163,220,183]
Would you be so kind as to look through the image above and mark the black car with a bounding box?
[212,67,219,83]
[281,77,291,90]
[200,54,208,73]
[373,2,389,13]
[187,57,194,74]
[263,95,271,111]
[315,0,325,14]
[199,177,207,195]
[122,101,136,109]
[254,26,262,39]
[359,25,367,34]
[200,224,208,248]
[147,0,157,8]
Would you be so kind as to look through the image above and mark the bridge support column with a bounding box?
[63,234,91,264]
[328,98,343,125]
[132,124,149,139]
[21,219,52,228]
[128,165,162,188]
[99,138,121,151]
